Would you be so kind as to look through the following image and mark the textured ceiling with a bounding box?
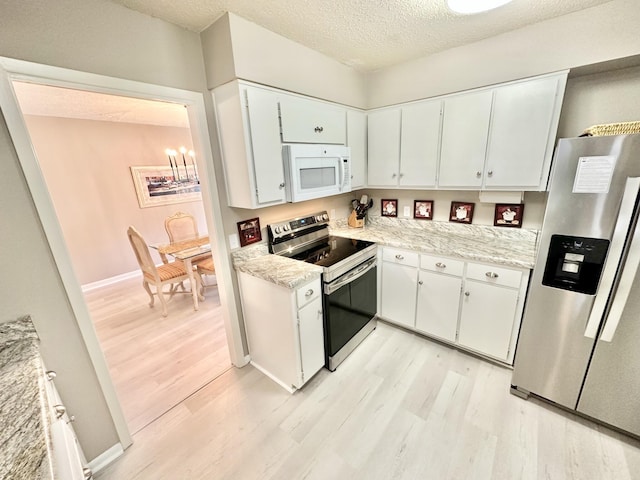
[109,0,613,71]
[13,82,189,128]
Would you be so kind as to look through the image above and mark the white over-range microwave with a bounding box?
[282,144,351,203]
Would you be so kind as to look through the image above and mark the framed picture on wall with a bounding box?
[381,199,398,217]
[130,166,201,208]
[237,217,262,247]
[414,200,433,220]
[449,201,475,224]
[494,203,525,228]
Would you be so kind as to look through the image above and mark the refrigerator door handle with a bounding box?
[584,177,640,339]
[600,211,640,342]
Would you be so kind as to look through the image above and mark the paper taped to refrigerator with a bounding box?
[572,156,616,193]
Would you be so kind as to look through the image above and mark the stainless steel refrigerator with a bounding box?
[512,133,640,437]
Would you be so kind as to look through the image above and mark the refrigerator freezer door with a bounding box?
[577,260,640,436]
[512,135,640,409]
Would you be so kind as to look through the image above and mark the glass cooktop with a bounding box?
[286,236,375,268]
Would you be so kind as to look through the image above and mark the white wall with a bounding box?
[202,13,367,108]
[367,0,640,108]
[0,0,211,461]
[23,115,206,285]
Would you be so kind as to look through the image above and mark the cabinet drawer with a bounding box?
[382,247,419,267]
[420,254,464,276]
[466,262,523,288]
[296,279,321,309]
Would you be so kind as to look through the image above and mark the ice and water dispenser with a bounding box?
[542,235,610,294]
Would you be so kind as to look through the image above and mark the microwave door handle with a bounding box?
[584,177,640,338]
[338,157,345,191]
[600,209,640,342]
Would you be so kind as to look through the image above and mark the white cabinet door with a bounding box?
[381,261,418,328]
[438,90,493,188]
[415,270,462,343]
[245,87,287,205]
[400,100,441,188]
[484,75,563,189]
[347,109,367,189]
[296,296,324,387]
[279,95,346,144]
[367,108,401,187]
[458,280,519,361]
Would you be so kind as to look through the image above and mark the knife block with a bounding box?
[348,210,365,228]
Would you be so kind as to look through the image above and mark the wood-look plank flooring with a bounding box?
[96,321,640,480]
[85,275,231,434]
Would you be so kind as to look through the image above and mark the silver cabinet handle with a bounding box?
[418,280,423,285]
[83,467,94,480]
[279,182,285,188]
[53,404,66,419]
[392,173,397,178]
[435,262,446,269]
[395,254,404,260]
[464,291,470,297]
[314,126,324,133]
[487,170,493,177]
[305,289,314,297]
[485,272,499,279]
[476,171,482,177]
[399,173,404,178]
[46,370,57,381]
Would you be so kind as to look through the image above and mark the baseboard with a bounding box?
[88,443,124,473]
[250,361,296,394]
[82,270,141,292]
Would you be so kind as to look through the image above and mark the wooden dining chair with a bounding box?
[127,226,203,317]
[164,211,216,293]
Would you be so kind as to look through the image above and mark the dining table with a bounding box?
[155,236,211,311]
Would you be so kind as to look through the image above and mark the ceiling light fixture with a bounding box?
[447,0,513,14]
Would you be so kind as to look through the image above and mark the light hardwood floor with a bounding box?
[85,275,231,433]
[96,321,640,480]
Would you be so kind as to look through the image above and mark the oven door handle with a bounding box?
[324,257,377,295]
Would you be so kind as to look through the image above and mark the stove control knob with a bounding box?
[283,225,290,231]
[274,226,281,234]
[323,213,329,220]
[316,215,322,221]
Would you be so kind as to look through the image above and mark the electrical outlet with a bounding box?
[229,233,240,249]
[403,206,411,217]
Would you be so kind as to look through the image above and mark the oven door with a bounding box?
[323,256,377,370]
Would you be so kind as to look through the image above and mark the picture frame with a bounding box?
[494,203,525,228]
[414,200,433,220]
[130,166,201,209]
[237,217,262,247]
[381,199,398,217]
[449,201,475,224]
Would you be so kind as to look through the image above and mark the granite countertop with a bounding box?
[0,316,52,480]
[230,216,538,289]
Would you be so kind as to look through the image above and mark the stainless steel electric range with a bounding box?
[268,211,377,371]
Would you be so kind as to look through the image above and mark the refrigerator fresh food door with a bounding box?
[577,211,640,436]
[512,135,640,409]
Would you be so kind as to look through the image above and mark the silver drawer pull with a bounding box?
[464,291,470,297]
[395,254,404,260]
[435,262,446,269]
[53,404,66,419]
[305,289,314,297]
[485,272,499,279]
[418,280,423,285]
[45,370,57,381]
[83,467,94,480]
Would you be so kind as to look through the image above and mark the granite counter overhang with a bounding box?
[231,218,538,289]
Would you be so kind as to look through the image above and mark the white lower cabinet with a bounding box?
[238,272,325,392]
[380,247,419,328]
[380,247,529,364]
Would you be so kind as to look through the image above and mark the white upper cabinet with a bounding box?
[484,75,565,189]
[347,109,367,189]
[367,108,401,187]
[279,95,346,145]
[438,90,493,189]
[213,81,286,209]
[399,100,442,188]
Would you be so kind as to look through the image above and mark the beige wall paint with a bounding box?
[23,115,206,285]
[0,0,213,461]
[366,0,640,108]
[202,13,367,108]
